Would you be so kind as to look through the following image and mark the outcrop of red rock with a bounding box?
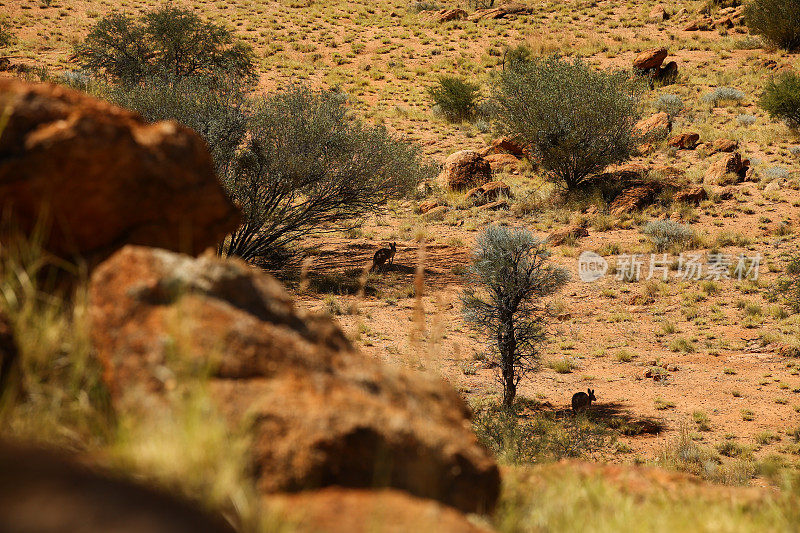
[711,138,738,153]
[635,112,671,139]
[476,199,509,211]
[0,441,235,533]
[649,5,667,21]
[684,16,713,31]
[418,199,442,214]
[88,246,500,514]
[438,150,492,191]
[466,181,512,206]
[547,225,589,246]
[481,136,525,158]
[434,8,467,22]
[0,79,239,262]
[483,153,520,172]
[0,312,17,395]
[705,152,749,184]
[667,132,700,150]
[633,48,668,71]
[609,183,663,217]
[265,488,492,533]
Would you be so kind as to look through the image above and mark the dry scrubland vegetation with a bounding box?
[2,0,800,530]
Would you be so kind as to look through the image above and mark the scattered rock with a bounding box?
[423,205,450,221]
[466,181,513,206]
[434,8,467,22]
[265,488,491,533]
[711,138,738,153]
[635,112,671,139]
[764,179,782,193]
[0,441,235,533]
[438,150,492,191]
[667,132,700,150]
[633,48,668,71]
[88,246,501,514]
[716,187,736,200]
[483,153,520,172]
[649,5,667,21]
[481,136,525,158]
[0,79,240,263]
[684,16,713,31]
[476,199,510,211]
[674,186,708,205]
[547,225,589,246]
[418,199,442,214]
[609,184,661,217]
[704,152,749,184]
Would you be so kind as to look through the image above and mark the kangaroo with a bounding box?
[571,388,596,412]
[371,242,396,272]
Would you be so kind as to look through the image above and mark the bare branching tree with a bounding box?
[462,226,569,407]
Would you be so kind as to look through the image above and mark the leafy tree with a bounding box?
[760,72,800,130]
[462,226,569,407]
[494,55,641,191]
[744,0,800,52]
[73,6,256,86]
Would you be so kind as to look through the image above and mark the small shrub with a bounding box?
[494,55,641,191]
[736,114,757,126]
[744,0,800,51]
[428,76,479,123]
[655,94,684,118]
[760,72,800,130]
[0,20,14,51]
[641,220,697,253]
[702,87,745,107]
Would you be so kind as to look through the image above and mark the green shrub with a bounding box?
[0,20,13,51]
[641,220,698,253]
[73,6,256,86]
[219,87,428,264]
[494,55,640,191]
[428,76,479,122]
[760,72,800,130]
[744,0,800,51]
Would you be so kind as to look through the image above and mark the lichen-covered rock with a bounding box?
[438,150,492,191]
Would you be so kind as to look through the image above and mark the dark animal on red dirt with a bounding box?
[571,388,596,412]
[370,242,397,272]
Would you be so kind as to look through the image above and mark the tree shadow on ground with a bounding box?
[543,401,666,436]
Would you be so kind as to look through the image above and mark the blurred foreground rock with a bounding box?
[0,441,234,533]
[89,246,501,514]
[0,79,239,263]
